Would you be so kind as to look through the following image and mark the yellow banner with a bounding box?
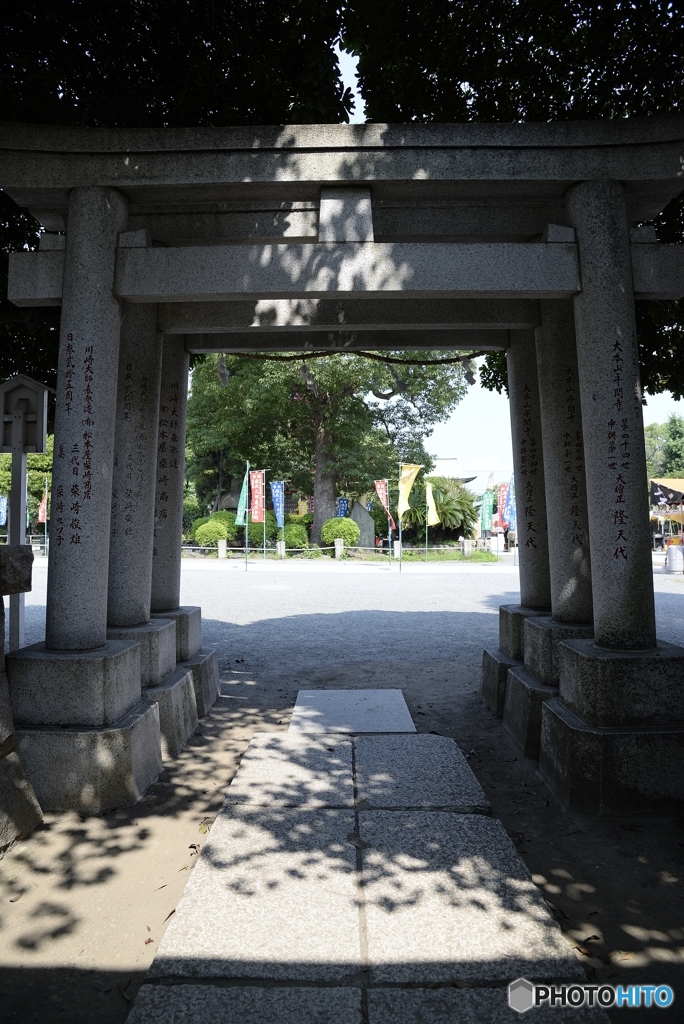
[426,481,440,526]
[398,464,421,517]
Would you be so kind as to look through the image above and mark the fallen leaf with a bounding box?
[587,910,599,917]
[146,925,151,932]
[9,891,24,903]
[178,864,188,872]
[92,982,112,993]
[163,908,176,923]
[581,935,601,943]
[154,884,168,891]
[117,980,133,1003]
[199,818,212,835]
[189,843,201,856]
[616,950,635,961]
[565,830,582,837]
[574,945,594,957]
[504,757,517,762]
[144,937,154,945]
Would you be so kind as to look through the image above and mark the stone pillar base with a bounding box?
[151,606,201,662]
[182,649,220,717]
[107,620,176,688]
[481,647,519,718]
[0,750,43,849]
[499,604,550,661]
[7,641,141,728]
[15,701,162,813]
[540,698,684,816]
[523,618,594,687]
[503,666,557,758]
[144,666,198,760]
[558,638,684,727]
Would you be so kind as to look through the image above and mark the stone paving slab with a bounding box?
[289,688,415,733]
[359,811,583,985]
[128,984,363,1024]
[150,807,361,982]
[367,988,610,1023]
[225,732,353,807]
[355,734,489,811]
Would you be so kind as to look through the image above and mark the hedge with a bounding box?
[284,523,309,549]
[210,510,238,540]
[190,516,210,540]
[195,520,229,547]
[321,517,360,546]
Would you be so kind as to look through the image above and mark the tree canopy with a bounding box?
[0,0,353,392]
[341,0,684,399]
[646,414,684,481]
[186,352,467,542]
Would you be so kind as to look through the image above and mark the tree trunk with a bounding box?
[212,450,224,512]
[311,422,336,544]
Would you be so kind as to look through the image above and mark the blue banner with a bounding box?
[270,480,285,528]
[337,497,350,518]
[503,474,516,530]
[0,495,6,527]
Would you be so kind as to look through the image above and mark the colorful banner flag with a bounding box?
[235,464,250,526]
[503,475,516,530]
[0,495,7,527]
[374,480,396,530]
[38,491,48,524]
[250,470,265,523]
[426,481,440,526]
[398,464,421,517]
[270,481,285,528]
[297,499,308,517]
[337,497,350,517]
[497,482,509,530]
[481,490,494,531]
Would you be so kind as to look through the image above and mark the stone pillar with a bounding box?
[566,180,656,650]
[534,300,593,623]
[506,330,552,610]
[151,337,189,613]
[107,304,163,627]
[46,187,128,651]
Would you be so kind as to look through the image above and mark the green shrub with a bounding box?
[183,497,202,533]
[195,520,228,547]
[321,517,361,546]
[190,516,210,540]
[245,510,278,544]
[210,510,238,540]
[299,543,322,558]
[284,523,309,549]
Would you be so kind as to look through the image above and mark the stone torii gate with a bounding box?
[2,117,684,816]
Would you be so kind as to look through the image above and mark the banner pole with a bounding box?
[425,488,428,563]
[386,478,391,567]
[398,462,403,574]
[263,469,267,561]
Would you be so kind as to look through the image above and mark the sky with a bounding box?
[427,367,684,496]
[333,48,683,493]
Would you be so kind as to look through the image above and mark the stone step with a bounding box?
[289,688,416,733]
[129,983,609,1023]
[225,733,353,808]
[358,810,582,986]
[355,733,489,812]
[149,806,361,984]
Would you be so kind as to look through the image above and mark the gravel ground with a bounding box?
[2,557,684,1023]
